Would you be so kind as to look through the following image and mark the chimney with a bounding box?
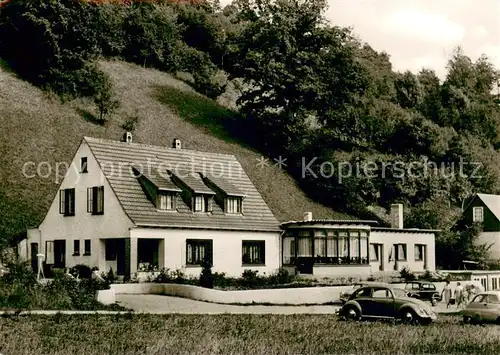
[303,212,312,222]
[173,138,181,149]
[122,132,132,143]
[390,204,404,229]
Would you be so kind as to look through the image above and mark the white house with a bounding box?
[280,205,437,278]
[25,135,281,278]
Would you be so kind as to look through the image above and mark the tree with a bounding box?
[226,0,366,154]
[92,72,120,121]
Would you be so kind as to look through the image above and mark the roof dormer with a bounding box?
[168,170,216,213]
[132,165,182,211]
[200,173,246,214]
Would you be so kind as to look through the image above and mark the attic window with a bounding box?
[81,157,88,173]
[194,195,212,212]
[158,192,176,211]
[473,207,484,222]
[226,197,242,214]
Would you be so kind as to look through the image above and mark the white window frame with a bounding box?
[194,195,205,212]
[414,244,424,261]
[226,197,241,214]
[473,207,484,222]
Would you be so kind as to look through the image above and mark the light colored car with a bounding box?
[462,291,500,324]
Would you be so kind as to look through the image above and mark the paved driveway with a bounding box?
[116,295,461,315]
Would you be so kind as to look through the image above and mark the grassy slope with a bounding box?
[0,59,350,233]
[1,314,498,355]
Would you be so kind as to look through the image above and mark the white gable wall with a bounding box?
[477,232,500,260]
[28,140,134,269]
[130,228,281,278]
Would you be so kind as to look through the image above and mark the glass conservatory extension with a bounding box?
[282,227,370,274]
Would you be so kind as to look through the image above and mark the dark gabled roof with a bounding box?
[201,173,245,197]
[170,170,215,195]
[84,137,280,232]
[131,165,181,192]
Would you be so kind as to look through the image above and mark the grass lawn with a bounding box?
[1,314,499,355]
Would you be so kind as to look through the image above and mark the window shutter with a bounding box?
[59,190,65,214]
[98,186,104,213]
[87,187,93,213]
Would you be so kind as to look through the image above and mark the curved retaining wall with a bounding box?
[110,281,476,305]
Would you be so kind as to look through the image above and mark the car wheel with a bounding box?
[495,317,500,325]
[400,309,418,324]
[471,314,482,325]
[342,306,361,321]
[463,316,471,324]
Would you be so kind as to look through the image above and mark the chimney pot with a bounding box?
[173,138,181,149]
[303,212,312,222]
[390,204,404,229]
[122,132,132,143]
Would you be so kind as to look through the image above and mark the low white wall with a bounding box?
[111,280,482,305]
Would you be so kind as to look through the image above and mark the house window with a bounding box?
[205,196,213,212]
[186,239,213,265]
[45,241,54,264]
[283,229,369,265]
[473,207,484,222]
[59,188,75,216]
[390,244,407,261]
[415,244,425,261]
[137,239,160,271]
[242,241,265,265]
[73,240,80,256]
[81,157,88,173]
[226,197,241,213]
[87,186,104,214]
[370,243,379,261]
[194,195,205,212]
[282,235,295,265]
[158,193,175,210]
[84,239,91,256]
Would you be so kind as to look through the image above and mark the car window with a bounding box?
[353,288,372,298]
[373,289,392,298]
[393,288,407,297]
[422,284,436,290]
[412,284,420,290]
[486,295,500,304]
[472,295,486,303]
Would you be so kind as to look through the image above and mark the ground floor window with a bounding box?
[389,243,407,261]
[370,243,381,261]
[242,240,265,264]
[186,239,213,265]
[138,239,160,271]
[414,244,425,261]
[282,229,369,265]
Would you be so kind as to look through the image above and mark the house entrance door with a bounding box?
[31,243,38,273]
[53,240,66,269]
[116,239,126,275]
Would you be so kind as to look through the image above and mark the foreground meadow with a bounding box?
[1,314,500,355]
